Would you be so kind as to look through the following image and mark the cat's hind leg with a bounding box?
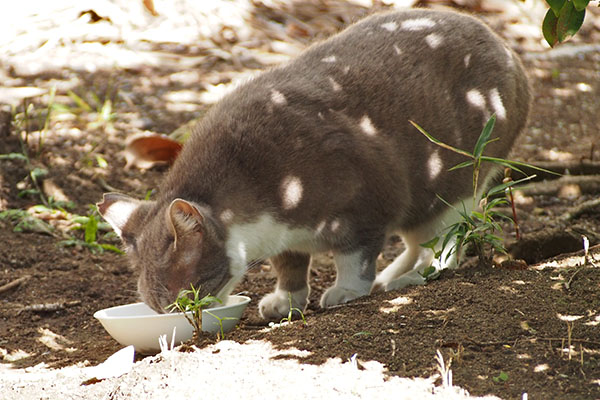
[259,251,311,320]
[373,206,467,292]
[372,228,435,291]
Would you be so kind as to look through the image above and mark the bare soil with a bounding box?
[1,1,599,399]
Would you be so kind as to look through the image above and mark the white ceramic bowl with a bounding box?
[94,295,250,354]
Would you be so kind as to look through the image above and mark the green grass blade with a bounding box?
[67,91,92,112]
[410,120,473,159]
[448,160,475,172]
[473,115,496,160]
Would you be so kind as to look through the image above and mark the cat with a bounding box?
[98,8,530,320]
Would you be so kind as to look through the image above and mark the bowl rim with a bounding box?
[93,294,251,320]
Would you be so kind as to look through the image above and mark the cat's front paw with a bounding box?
[259,288,308,321]
[320,286,367,308]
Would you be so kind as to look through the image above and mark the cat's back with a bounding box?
[173,8,529,228]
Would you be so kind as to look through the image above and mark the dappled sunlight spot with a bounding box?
[164,89,201,103]
[359,115,377,136]
[427,149,443,180]
[425,307,456,316]
[321,55,336,63]
[540,148,576,161]
[425,33,443,49]
[169,70,202,85]
[37,327,76,352]
[381,21,398,32]
[166,101,202,113]
[534,364,549,372]
[576,82,592,92]
[584,314,600,326]
[535,251,596,270]
[401,18,436,31]
[517,353,531,360]
[0,347,33,362]
[552,87,575,97]
[393,44,402,55]
[379,296,412,314]
[281,175,303,210]
[272,346,313,359]
[512,280,527,285]
[498,285,519,294]
[270,89,287,106]
[489,88,506,120]
[557,313,583,322]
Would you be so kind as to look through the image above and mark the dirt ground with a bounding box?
[1,1,600,399]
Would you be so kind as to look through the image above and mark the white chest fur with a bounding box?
[225,213,323,276]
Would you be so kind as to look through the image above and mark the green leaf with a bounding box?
[573,0,589,11]
[420,237,439,250]
[0,153,28,161]
[410,120,473,159]
[557,2,585,43]
[493,371,509,383]
[546,0,566,16]
[473,115,496,160]
[95,155,108,169]
[99,244,124,254]
[543,8,559,47]
[30,167,49,181]
[486,175,536,197]
[67,91,92,112]
[84,215,98,243]
[448,160,474,172]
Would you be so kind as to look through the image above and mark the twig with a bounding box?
[0,275,31,295]
[564,267,582,290]
[94,176,121,193]
[519,175,600,197]
[559,197,600,223]
[18,300,81,314]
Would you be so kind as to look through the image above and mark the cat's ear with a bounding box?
[97,193,141,238]
[167,199,204,250]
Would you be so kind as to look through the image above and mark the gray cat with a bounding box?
[98,9,530,320]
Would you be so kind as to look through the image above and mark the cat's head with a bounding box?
[97,193,232,313]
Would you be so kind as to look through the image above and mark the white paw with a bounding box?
[320,286,366,308]
[258,288,308,321]
[382,269,427,291]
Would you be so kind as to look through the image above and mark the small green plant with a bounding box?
[412,115,552,267]
[0,209,54,235]
[492,371,509,383]
[60,205,123,254]
[53,87,118,130]
[167,284,222,339]
[280,292,308,326]
[204,310,235,340]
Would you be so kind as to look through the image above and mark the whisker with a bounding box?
[245,258,267,272]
